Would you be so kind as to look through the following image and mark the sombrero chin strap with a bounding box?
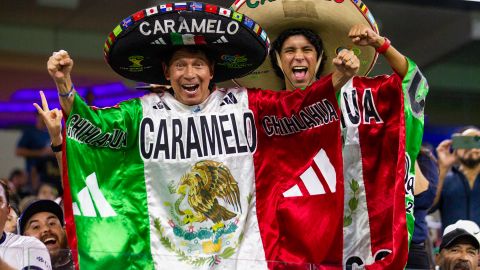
[275,50,323,90]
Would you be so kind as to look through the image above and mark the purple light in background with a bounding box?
[0,101,62,112]
[91,83,129,97]
[10,87,87,101]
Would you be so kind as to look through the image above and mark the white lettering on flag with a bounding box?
[313,149,336,192]
[283,185,302,198]
[78,186,96,217]
[74,172,117,217]
[86,173,117,217]
[283,149,337,197]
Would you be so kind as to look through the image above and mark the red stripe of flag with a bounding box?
[205,4,218,13]
[133,10,145,21]
[194,35,206,45]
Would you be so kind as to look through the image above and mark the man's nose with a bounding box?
[184,65,195,79]
[293,50,305,61]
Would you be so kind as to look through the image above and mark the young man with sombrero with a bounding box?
[45,2,359,269]
[232,0,429,268]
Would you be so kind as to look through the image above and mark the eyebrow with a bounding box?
[27,214,58,227]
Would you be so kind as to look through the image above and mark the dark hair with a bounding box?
[269,28,326,79]
[0,178,10,205]
[8,168,24,181]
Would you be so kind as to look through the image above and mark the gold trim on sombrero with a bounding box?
[226,0,379,90]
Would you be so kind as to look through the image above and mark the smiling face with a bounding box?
[24,212,67,257]
[164,47,214,106]
[279,34,318,90]
[437,238,478,270]
[456,128,480,169]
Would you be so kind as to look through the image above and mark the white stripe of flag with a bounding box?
[219,7,231,17]
[182,34,195,45]
[145,6,158,16]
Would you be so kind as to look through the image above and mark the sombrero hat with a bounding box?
[225,0,380,90]
[103,2,269,84]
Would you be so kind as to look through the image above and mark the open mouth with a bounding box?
[181,84,199,93]
[292,66,308,81]
[42,236,58,248]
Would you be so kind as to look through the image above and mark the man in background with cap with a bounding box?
[0,179,52,270]
[19,200,73,270]
[436,219,480,270]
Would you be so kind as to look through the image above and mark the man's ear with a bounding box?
[209,63,214,80]
[162,63,170,81]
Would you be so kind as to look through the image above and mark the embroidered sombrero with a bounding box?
[103,2,270,84]
[224,0,380,90]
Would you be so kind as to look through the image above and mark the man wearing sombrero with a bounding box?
[45,2,359,269]
[232,0,428,269]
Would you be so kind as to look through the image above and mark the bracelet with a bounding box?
[51,143,63,153]
[376,38,391,54]
[58,84,75,98]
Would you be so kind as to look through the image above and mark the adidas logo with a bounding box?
[283,149,337,197]
[220,92,238,106]
[72,173,117,217]
[213,36,228,44]
[151,37,167,45]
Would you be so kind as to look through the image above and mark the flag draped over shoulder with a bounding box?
[341,58,428,269]
[61,75,346,269]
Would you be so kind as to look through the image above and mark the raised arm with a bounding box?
[432,139,457,206]
[331,49,360,92]
[349,24,408,78]
[33,91,64,181]
[47,50,75,115]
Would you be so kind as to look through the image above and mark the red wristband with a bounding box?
[376,38,391,54]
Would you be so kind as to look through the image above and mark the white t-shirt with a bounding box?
[0,232,52,270]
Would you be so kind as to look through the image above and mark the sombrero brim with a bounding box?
[104,2,269,84]
[223,0,379,90]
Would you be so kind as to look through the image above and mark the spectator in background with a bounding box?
[19,200,73,270]
[435,220,480,270]
[0,179,51,270]
[406,146,439,269]
[4,204,18,234]
[16,112,61,193]
[7,168,30,205]
[37,182,59,201]
[433,126,480,231]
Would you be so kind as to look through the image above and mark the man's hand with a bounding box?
[331,49,359,91]
[47,50,74,85]
[349,24,384,49]
[33,91,63,146]
[436,139,457,170]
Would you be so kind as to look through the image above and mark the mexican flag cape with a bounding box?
[341,58,428,269]
[61,76,346,269]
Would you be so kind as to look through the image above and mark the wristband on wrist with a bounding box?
[51,143,62,153]
[376,38,391,54]
[58,84,75,98]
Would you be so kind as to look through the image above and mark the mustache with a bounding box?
[453,261,472,270]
